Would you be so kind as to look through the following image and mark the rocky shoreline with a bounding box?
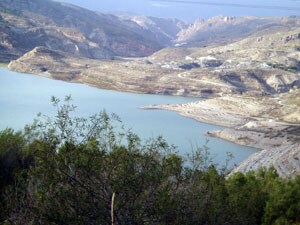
[142,94,300,178]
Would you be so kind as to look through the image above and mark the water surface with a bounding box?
[0,68,258,166]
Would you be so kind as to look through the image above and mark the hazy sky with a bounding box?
[59,0,300,21]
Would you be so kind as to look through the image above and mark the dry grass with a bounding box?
[285,90,300,107]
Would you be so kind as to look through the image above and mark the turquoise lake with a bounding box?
[0,68,258,167]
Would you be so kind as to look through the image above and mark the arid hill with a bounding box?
[0,0,174,62]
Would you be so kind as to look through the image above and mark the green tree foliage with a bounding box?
[0,128,33,223]
[263,176,300,225]
[1,96,300,225]
[227,171,269,225]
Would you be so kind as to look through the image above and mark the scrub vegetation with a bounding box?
[1,97,300,225]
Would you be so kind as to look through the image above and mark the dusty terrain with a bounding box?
[8,25,300,98]
[176,16,300,46]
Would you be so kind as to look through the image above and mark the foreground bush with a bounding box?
[1,97,300,225]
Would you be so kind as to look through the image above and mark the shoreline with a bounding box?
[142,104,264,149]
[205,131,260,150]
[0,63,8,68]
[142,99,300,178]
[5,64,204,99]
[5,59,300,177]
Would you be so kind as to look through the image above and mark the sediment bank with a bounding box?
[142,95,300,178]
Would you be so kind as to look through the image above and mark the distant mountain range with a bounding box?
[119,15,187,46]
[1,0,300,63]
[0,0,183,62]
[176,15,300,46]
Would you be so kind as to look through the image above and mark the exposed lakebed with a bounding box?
[0,68,257,166]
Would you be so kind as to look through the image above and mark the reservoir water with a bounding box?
[0,68,258,167]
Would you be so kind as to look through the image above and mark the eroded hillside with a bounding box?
[176,16,300,46]
[0,0,169,62]
[8,24,300,98]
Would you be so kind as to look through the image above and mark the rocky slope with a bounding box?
[176,15,300,46]
[7,23,300,98]
[143,36,300,175]
[0,0,165,62]
[150,26,300,96]
[2,0,300,64]
[119,15,187,46]
[8,46,203,95]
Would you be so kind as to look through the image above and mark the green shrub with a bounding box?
[1,97,300,225]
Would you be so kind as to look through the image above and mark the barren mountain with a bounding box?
[150,25,300,95]
[176,15,300,46]
[119,16,187,46]
[0,0,165,62]
[2,0,300,64]
[8,24,300,97]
